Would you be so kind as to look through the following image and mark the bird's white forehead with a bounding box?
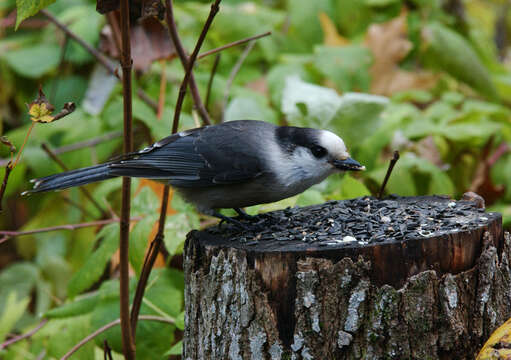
[319,130,349,159]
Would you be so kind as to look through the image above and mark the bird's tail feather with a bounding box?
[27,164,114,194]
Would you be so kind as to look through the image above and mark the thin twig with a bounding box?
[378,150,400,199]
[130,185,170,337]
[60,315,175,360]
[50,35,69,103]
[131,0,222,337]
[53,131,123,155]
[41,143,107,217]
[62,194,97,219]
[157,59,167,119]
[12,122,35,168]
[119,0,136,357]
[40,9,158,112]
[103,340,113,360]
[0,161,12,212]
[221,40,256,121]
[0,218,140,242]
[197,30,271,60]
[41,10,115,74]
[164,0,212,125]
[172,0,221,133]
[205,54,221,114]
[0,319,49,350]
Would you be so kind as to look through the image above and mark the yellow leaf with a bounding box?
[28,102,54,123]
[477,317,511,359]
[319,12,349,47]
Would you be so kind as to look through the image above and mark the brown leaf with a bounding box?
[96,0,120,14]
[100,14,176,72]
[365,11,437,95]
[319,12,349,47]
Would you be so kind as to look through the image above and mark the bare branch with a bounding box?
[205,54,221,114]
[378,150,400,199]
[221,40,256,121]
[41,143,107,217]
[198,30,271,60]
[0,162,12,212]
[0,218,141,244]
[131,0,222,338]
[118,0,136,357]
[40,9,158,112]
[60,315,175,360]
[0,319,49,350]
[164,0,211,125]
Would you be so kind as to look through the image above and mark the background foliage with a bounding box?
[1,0,511,358]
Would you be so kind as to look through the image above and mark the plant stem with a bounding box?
[41,143,107,217]
[40,9,158,112]
[0,319,48,350]
[221,40,256,121]
[119,0,135,357]
[60,316,175,360]
[164,0,212,125]
[197,30,271,60]
[130,185,170,337]
[378,150,400,199]
[12,122,35,169]
[205,53,221,114]
[130,0,222,338]
[172,0,221,133]
[157,59,167,119]
[0,218,140,243]
[0,161,12,212]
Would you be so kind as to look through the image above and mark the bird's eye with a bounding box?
[311,145,327,158]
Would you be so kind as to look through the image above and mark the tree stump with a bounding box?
[183,196,510,360]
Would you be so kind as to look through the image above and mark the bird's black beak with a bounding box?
[331,157,365,171]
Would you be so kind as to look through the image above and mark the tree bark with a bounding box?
[183,197,510,359]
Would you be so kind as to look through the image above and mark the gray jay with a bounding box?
[27,120,364,225]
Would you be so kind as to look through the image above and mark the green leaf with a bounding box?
[3,43,61,78]
[0,292,30,343]
[164,212,199,256]
[312,45,373,92]
[282,76,387,149]
[40,314,94,359]
[130,215,157,276]
[57,5,102,64]
[296,189,325,206]
[91,275,178,360]
[330,93,388,150]
[68,224,120,298]
[15,0,56,29]
[423,22,497,99]
[0,262,39,311]
[329,174,371,200]
[286,0,334,50]
[165,340,183,356]
[44,293,99,319]
[224,97,278,124]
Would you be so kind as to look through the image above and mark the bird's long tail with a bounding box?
[26,163,115,194]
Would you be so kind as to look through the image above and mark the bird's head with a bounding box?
[275,126,365,175]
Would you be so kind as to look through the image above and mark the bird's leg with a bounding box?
[209,210,250,230]
[233,208,256,220]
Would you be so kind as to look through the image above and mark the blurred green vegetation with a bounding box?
[1,0,511,358]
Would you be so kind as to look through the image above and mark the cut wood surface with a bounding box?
[184,196,510,359]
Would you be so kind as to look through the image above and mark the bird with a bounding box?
[26,120,365,226]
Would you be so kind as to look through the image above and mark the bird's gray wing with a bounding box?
[108,121,271,187]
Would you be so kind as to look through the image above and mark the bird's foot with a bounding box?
[211,211,251,230]
[233,208,256,220]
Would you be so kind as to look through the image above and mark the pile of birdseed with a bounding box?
[201,195,498,252]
